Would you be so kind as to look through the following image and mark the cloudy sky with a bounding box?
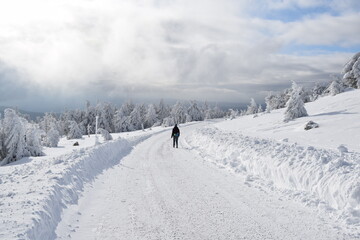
[0,0,359,112]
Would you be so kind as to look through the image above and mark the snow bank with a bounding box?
[0,131,158,240]
[186,126,360,227]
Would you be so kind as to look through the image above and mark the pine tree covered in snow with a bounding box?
[326,80,344,96]
[113,101,135,132]
[138,104,147,130]
[156,99,170,124]
[265,90,290,111]
[342,52,360,88]
[284,82,308,122]
[246,98,258,115]
[265,92,273,113]
[229,109,238,120]
[203,102,212,120]
[96,102,115,133]
[128,104,145,131]
[311,82,328,101]
[82,101,97,135]
[67,121,83,140]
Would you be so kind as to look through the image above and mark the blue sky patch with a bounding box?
[280,44,360,56]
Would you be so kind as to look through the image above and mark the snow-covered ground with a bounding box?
[1,89,360,239]
[0,127,169,239]
[55,123,346,240]
[187,88,360,236]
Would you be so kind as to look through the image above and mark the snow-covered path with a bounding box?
[56,123,345,239]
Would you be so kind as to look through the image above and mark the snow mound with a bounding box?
[0,131,158,240]
[186,126,360,227]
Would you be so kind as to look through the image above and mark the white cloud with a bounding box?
[0,0,358,111]
[280,13,360,46]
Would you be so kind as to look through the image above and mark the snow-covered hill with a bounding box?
[186,88,360,235]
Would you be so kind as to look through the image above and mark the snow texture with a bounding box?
[187,127,360,228]
[0,128,167,239]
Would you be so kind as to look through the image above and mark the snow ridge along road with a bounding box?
[56,123,346,240]
[0,128,167,240]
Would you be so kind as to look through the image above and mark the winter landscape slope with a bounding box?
[0,89,360,239]
[186,88,360,235]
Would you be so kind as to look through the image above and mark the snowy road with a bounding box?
[56,123,345,239]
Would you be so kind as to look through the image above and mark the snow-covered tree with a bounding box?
[138,104,147,130]
[1,109,28,165]
[145,104,158,128]
[156,99,170,124]
[246,98,258,115]
[284,82,308,122]
[265,92,272,113]
[187,100,204,122]
[326,80,344,96]
[82,101,97,135]
[212,105,225,119]
[39,112,58,134]
[162,117,175,127]
[97,128,113,141]
[311,82,328,101]
[265,90,290,111]
[44,123,60,147]
[96,102,115,133]
[0,116,7,161]
[25,124,43,157]
[128,104,144,130]
[67,121,83,139]
[342,52,360,88]
[171,102,186,124]
[113,101,134,132]
[229,109,238,120]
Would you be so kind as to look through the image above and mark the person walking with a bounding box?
[171,124,180,148]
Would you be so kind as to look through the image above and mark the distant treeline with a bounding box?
[0,52,359,166]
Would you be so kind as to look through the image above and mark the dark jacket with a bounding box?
[171,125,180,137]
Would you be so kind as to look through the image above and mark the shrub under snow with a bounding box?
[97,128,113,141]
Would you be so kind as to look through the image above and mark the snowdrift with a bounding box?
[186,89,360,230]
[0,129,163,240]
[187,127,360,223]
